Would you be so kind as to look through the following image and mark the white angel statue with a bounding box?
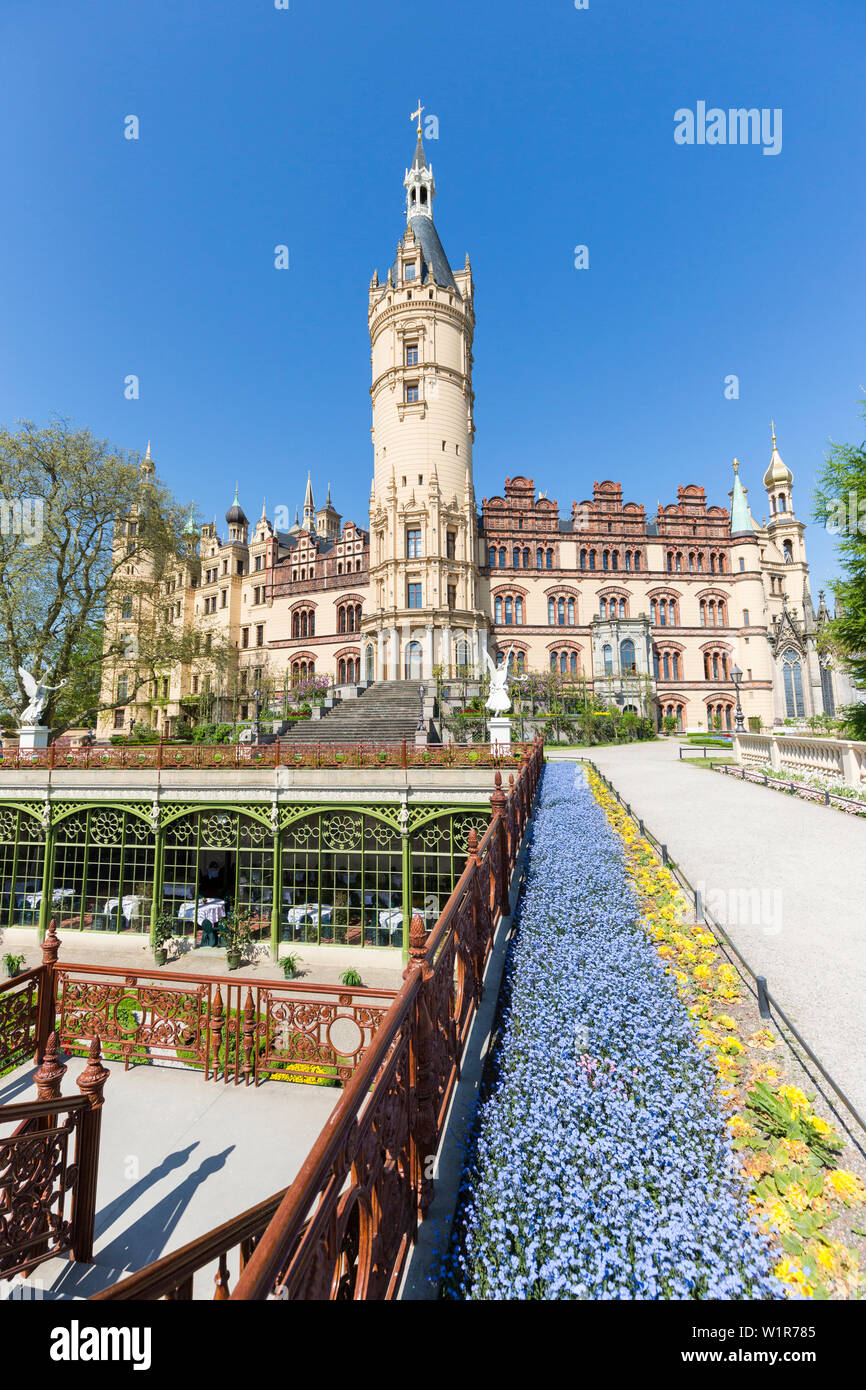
[484,648,514,715]
[17,666,66,726]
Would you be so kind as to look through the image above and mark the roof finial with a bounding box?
[771,419,776,448]
[732,457,739,474]
[410,100,424,135]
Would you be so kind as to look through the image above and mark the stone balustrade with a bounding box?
[732,732,866,789]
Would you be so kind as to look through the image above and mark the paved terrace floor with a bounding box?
[1,1053,339,1299]
[550,741,866,1117]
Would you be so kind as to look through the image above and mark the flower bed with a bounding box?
[444,762,781,1299]
[587,770,865,1299]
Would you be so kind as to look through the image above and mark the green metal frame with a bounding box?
[0,797,491,960]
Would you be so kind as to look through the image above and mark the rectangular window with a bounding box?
[407,583,422,609]
[405,264,416,281]
[405,383,419,404]
[447,584,457,610]
[406,528,422,558]
[221,589,227,608]
[192,675,199,694]
[739,557,745,571]
[255,555,262,571]
[116,675,128,703]
[242,628,249,648]
[406,343,418,365]
[121,596,133,619]
[256,625,264,647]
[446,530,456,560]
[743,609,750,626]
[113,708,125,730]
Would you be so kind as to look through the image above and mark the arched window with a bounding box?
[292,613,299,638]
[570,652,578,675]
[782,651,805,718]
[548,597,555,625]
[505,597,513,625]
[405,641,423,680]
[599,598,607,619]
[621,639,636,674]
[536,548,544,569]
[653,649,660,679]
[560,653,568,675]
[567,598,575,624]
[667,552,674,573]
[659,599,667,627]
[783,540,793,563]
[672,653,680,679]
[710,555,716,573]
[589,551,596,570]
[778,494,786,513]
[580,549,587,569]
[675,553,682,572]
[624,551,631,571]
[455,638,470,671]
[488,546,496,568]
[650,599,658,624]
[549,653,557,671]
[513,548,520,568]
[820,662,835,716]
[603,550,609,571]
[338,659,346,684]
[603,643,613,676]
[697,554,703,572]
[612,552,618,571]
[633,552,640,571]
[699,601,706,627]
[499,547,506,568]
[522,548,529,567]
[688,553,695,572]
[557,597,565,625]
[619,599,626,618]
[495,596,503,623]
[662,653,670,680]
[546,548,553,569]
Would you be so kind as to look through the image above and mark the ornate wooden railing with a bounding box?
[0,1034,108,1278]
[0,739,530,772]
[0,967,45,1076]
[92,735,542,1301]
[53,965,395,1086]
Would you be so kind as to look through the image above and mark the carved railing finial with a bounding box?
[41,917,61,968]
[76,1035,109,1110]
[35,1030,67,1102]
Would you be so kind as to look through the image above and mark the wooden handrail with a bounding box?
[90,1187,289,1301]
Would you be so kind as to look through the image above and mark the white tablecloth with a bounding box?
[283,903,333,926]
[177,898,226,925]
[20,888,76,909]
[103,895,141,919]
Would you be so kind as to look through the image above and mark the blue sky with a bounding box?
[1,0,864,594]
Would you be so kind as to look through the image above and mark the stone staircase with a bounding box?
[281,682,430,745]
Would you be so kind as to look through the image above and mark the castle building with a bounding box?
[97,126,843,738]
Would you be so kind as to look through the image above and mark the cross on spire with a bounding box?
[410,100,424,133]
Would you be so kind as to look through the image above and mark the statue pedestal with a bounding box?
[488,716,512,754]
[18,725,48,751]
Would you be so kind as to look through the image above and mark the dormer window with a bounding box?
[405,263,416,281]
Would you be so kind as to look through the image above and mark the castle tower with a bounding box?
[763,422,805,566]
[364,113,486,680]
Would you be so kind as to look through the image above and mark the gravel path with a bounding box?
[561,741,866,1118]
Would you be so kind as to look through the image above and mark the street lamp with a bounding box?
[417,682,425,732]
[253,686,262,744]
[731,664,745,733]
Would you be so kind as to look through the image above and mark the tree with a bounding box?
[814,406,866,737]
[0,418,222,734]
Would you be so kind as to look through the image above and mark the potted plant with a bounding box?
[3,952,25,979]
[224,909,251,970]
[152,912,176,967]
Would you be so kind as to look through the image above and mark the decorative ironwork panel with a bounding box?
[0,975,40,1074]
[56,973,208,1070]
[0,1117,78,1278]
[260,991,389,1084]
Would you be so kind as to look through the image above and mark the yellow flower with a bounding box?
[777,1084,809,1114]
[823,1169,866,1204]
[785,1183,811,1213]
[748,1027,776,1050]
[714,1014,738,1031]
[807,1114,835,1139]
[774,1257,814,1299]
